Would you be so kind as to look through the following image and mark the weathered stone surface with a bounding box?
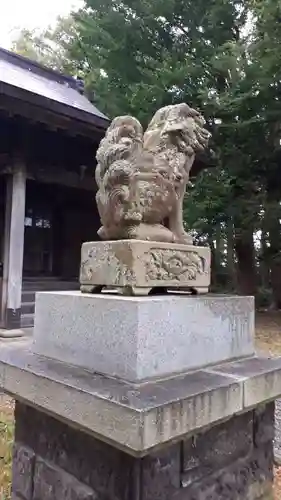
[141,444,181,499]
[80,240,211,295]
[180,407,274,498]
[33,459,97,500]
[8,351,242,452]
[180,452,273,500]
[254,403,275,447]
[214,356,281,408]
[2,342,281,454]
[12,443,35,499]
[33,292,254,381]
[15,403,133,500]
[182,411,253,486]
[275,399,281,463]
[11,402,275,500]
[95,104,211,245]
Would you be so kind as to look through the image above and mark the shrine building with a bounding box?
[0,47,109,330]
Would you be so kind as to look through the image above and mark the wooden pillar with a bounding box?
[1,166,26,330]
[52,203,63,277]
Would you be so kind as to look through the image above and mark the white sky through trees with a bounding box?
[0,0,84,49]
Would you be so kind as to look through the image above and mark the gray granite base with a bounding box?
[32,292,255,382]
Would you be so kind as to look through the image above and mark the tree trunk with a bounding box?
[267,203,281,309]
[263,196,281,309]
[226,218,236,290]
[269,256,281,309]
[260,228,270,289]
[214,223,223,285]
[208,236,217,288]
[234,227,257,296]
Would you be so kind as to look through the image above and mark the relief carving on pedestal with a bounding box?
[80,245,136,287]
[144,249,207,282]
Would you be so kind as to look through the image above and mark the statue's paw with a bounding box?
[97,226,107,239]
[178,232,193,245]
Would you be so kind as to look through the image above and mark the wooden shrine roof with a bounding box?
[0,47,109,136]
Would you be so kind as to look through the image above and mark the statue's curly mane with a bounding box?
[144,103,210,157]
[95,116,143,187]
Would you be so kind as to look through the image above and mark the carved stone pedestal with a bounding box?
[80,240,211,295]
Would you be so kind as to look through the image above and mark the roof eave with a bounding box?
[0,81,109,136]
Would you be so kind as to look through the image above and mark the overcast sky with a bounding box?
[0,0,84,49]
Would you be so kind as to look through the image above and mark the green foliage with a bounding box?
[11,18,80,74]
[70,0,247,119]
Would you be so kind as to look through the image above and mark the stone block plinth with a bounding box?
[32,292,255,382]
[11,400,274,500]
[1,342,280,500]
[1,342,281,453]
[0,340,280,499]
[80,240,211,295]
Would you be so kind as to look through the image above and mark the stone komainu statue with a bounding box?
[95,103,211,244]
